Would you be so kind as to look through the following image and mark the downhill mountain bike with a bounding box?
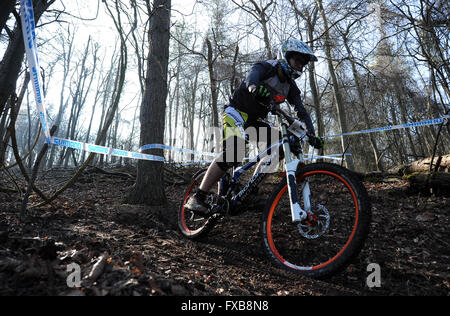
[177,102,371,279]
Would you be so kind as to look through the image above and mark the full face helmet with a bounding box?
[279,38,318,79]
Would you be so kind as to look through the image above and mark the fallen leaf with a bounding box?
[130,267,142,275]
[416,213,436,222]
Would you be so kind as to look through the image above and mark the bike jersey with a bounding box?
[227,59,315,135]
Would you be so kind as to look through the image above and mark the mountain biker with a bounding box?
[184,38,324,216]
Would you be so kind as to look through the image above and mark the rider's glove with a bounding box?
[248,84,271,98]
[308,135,324,149]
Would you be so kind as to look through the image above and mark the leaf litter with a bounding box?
[0,166,448,296]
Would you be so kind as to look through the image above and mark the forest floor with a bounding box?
[0,165,449,296]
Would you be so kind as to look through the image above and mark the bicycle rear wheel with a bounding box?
[177,169,218,239]
[260,163,371,279]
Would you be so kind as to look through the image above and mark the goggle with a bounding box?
[289,53,310,66]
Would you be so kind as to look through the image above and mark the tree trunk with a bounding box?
[248,0,274,59]
[315,0,354,169]
[342,33,382,171]
[0,72,30,166]
[393,77,418,160]
[47,28,74,169]
[0,0,15,36]
[404,154,450,174]
[0,99,13,166]
[388,99,406,164]
[259,13,272,59]
[170,51,182,161]
[289,1,323,153]
[126,0,171,206]
[305,16,323,147]
[205,37,219,129]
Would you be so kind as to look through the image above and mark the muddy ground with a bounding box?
[0,165,448,296]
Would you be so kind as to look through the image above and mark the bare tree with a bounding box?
[315,0,354,169]
[289,0,324,151]
[231,0,275,59]
[126,0,171,206]
[58,36,97,168]
[0,0,56,122]
[335,12,383,170]
[32,0,129,208]
[46,26,75,169]
[0,0,15,36]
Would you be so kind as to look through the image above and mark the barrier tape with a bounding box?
[20,0,165,162]
[139,144,218,158]
[323,116,450,139]
[50,137,165,162]
[19,0,449,166]
[139,115,449,161]
[172,153,350,167]
[20,0,51,142]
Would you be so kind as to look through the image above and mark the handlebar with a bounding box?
[254,98,321,149]
[256,99,294,123]
[262,101,314,138]
[249,89,323,144]
[272,107,295,125]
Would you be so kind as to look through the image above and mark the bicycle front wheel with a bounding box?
[260,163,371,279]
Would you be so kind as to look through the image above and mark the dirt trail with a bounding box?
[0,166,448,296]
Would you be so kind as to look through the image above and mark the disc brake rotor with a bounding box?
[298,204,330,239]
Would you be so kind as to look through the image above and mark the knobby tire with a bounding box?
[260,162,371,279]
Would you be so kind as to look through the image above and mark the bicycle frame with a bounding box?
[220,108,310,222]
[227,139,282,205]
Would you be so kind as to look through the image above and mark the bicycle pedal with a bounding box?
[209,198,229,217]
[211,204,226,215]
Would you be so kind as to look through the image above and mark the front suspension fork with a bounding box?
[280,122,309,223]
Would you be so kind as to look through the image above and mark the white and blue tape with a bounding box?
[323,116,449,139]
[50,137,165,162]
[139,144,218,158]
[20,0,449,165]
[20,0,51,142]
[20,0,166,163]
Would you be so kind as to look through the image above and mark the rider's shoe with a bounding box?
[184,191,211,217]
